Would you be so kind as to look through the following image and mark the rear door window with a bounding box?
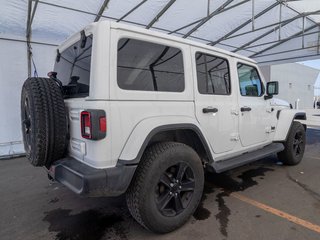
[117,38,184,92]
[195,52,231,95]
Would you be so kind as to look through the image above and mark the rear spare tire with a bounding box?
[21,77,67,167]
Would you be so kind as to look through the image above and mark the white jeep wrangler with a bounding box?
[21,21,306,233]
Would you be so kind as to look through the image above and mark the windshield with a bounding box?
[54,34,92,98]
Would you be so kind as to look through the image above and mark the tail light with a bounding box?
[81,110,106,140]
[80,111,91,139]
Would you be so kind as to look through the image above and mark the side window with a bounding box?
[237,63,264,97]
[195,52,231,95]
[117,38,184,92]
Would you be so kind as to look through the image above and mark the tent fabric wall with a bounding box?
[0,38,56,158]
[1,0,320,157]
[0,39,27,157]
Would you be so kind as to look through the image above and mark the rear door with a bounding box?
[192,48,238,154]
[54,30,113,168]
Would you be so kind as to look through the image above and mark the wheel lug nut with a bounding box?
[175,193,178,196]
[176,180,179,183]
[170,183,174,187]
[169,192,172,195]
[179,186,181,189]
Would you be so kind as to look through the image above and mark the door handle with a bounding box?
[203,107,218,114]
[240,107,251,112]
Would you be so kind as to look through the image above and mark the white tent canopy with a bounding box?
[0,0,320,157]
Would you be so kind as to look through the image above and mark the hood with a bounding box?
[270,98,291,108]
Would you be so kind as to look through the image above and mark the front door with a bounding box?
[236,62,269,147]
[193,50,238,154]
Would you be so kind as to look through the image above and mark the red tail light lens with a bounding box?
[80,110,106,140]
[99,117,106,132]
[81,111,91,139]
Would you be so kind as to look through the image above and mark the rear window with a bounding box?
[117,38,185,92]
[54,35,92,98]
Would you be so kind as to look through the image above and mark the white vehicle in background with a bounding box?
[21,21,306,233]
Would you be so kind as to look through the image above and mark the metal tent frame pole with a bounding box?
[146,0,176,29]
[243,30,320,50]
[94,0,111,22]
[26,0,39,77]
[232,10,320,53]
[183,0,250,38]
[117,0,148,22]
[26,0,320,64]
[209,1,280,46]
[250,24,320,58]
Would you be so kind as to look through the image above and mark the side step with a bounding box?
[211,143,284,173]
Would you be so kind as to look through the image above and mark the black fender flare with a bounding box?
[117,123,214,166]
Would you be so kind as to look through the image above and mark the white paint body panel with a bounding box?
[273,109,306,141]
[118,115,206,161]
[59,21,304,169]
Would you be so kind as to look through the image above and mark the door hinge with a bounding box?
[231,109,239,116]
[265,126,276,133]
[230,133,240,141]
[266,107,274,113]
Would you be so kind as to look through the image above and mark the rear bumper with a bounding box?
[48,157,137,197]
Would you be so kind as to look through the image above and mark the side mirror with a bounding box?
[265,81,279,99]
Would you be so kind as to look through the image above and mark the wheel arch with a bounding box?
[118,121,214,166]
[273,110,306,142]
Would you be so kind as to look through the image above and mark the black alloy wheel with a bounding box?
[277,121,306,166]
[293,130,304,158]
[22,97,32,152]
[126,142,204,233]
[156,162,195,217]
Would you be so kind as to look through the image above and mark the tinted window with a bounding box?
[54,35,92,98]
[237,63,264,97]
[117,38,184,92]
[196,52,230,95]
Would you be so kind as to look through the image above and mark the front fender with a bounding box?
[273,109,306,142]
[118,116,213,163]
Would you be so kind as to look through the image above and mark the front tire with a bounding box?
[277,121,306,165]
[126,142,204,233]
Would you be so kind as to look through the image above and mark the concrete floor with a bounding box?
[0,128,319,240]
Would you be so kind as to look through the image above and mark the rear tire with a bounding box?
[21,77,67,167]
[277,121,306,166]
[126,142,204,233]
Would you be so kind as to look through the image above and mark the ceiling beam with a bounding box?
[94,0,111,22]
[117,0,148,22]
[209,1,280,46]
[284,0,319,26]
[250,40,320,59]
[213,0,319,43]
[183,0,250,38]
[257,52,320,65]
[250,24,319,58]
[146,0,176,29]
[243,30,320,50]
[169,18,204,35]
[232,10,320,53]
